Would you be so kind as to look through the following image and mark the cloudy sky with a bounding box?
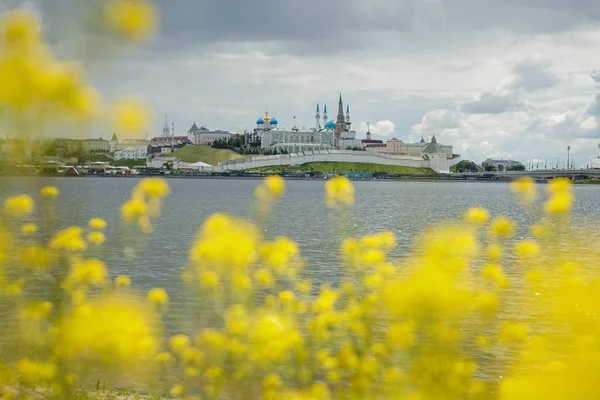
[6,0,600,164]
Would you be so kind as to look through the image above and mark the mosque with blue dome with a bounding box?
[254,94,359,153]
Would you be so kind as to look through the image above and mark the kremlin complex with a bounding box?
[249,94,456,161]
[26,92,459,173]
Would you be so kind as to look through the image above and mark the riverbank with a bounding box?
[0,173,521,183]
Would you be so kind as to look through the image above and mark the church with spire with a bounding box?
[253,93,360,153]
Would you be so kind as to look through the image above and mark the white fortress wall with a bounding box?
[218,150,460,172]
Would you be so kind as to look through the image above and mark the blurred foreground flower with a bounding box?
[104,0,158,42]
[325,175,354,207]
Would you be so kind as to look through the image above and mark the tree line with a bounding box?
[450,160,526,173]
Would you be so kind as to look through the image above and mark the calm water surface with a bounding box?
[1,177,599,330]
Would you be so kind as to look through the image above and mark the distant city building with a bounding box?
[147,137,192,156]
[109,133,151,156]
[364,135,454,159]
[80,138,110,153]
[187,123,232,146]
[114,147,147,160]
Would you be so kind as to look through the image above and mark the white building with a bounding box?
[146,156,182,169]
[187,123,232,146]
[114,147,147,160]
[80,138,110,153]
[254,109,336,153]
[110,133,150,154]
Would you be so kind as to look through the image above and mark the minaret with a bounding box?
[162,115,170,137]
[345,104,351,132]
[334,93,345,148]
[323,104,328,127]
[315,103,320,130]
[366,122,371,140]
[171,122,175,151]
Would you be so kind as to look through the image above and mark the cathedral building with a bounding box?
[256,94,360,153]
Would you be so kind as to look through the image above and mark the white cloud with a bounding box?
[4,0,598,164]
[356,120,396,136]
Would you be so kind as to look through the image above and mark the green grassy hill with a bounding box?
[167,146,245,165]
[252,162,436,174]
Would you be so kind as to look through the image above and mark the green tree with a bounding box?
[450,160,482,173]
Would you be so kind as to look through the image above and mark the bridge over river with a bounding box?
[453,169,600,181]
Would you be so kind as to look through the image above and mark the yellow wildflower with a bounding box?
[487,243,502,260]
[547,177,572,194]
[386,321,416,351]
[15,359,56,385]
[190,213,260,271]
[20,245,52,270]
[115,275,132,287]
[254,268,274,287]
[170,384,184,397]
[57,293,160,366]
[40,186,59,198]
[121,198,147,223]
[104,0,157,41]
[89,218,107,230]
[511,177,537,204]
[515,239,541,257]
[134,178,170,199]
[279,290,296,303]
[324,175,354,207]
[3,194,34,218]
[49,226,87,252]
[544,192,573,215]
[155,351,173,364]
[264,175,285,196]
[464,207,490,224]
[499,322,529,344]
[256,175,285,201]
[0,10,40,49]
[200,270,219,290]
[111,96,152,134]
[147,287,169,305]
[488,216,515,238]
[476,336,491,348]
[169,334,190,353]
[87,231,106,245]
[481,263,508,288]
[64,258,108,289]
[21,223,37,235]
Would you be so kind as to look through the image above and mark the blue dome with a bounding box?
[270,118,278,124]
[256,118,264,125]
[324,120,336,130]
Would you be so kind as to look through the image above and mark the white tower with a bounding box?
[171,122,175,151]
[323,104,328,128]
[345,104,351,132]
[162,115,170,137]
[315,104,320,130]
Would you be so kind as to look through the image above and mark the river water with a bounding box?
[1,176,600,330]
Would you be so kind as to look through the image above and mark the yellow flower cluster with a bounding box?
[1,174,599,399]
[121,177,169,233]
[324,175,354,207]
[104,0,158,42]
[0,10,101,129]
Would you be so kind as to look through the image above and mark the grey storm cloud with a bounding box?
[13,0,600,56]
[460,93,511,114]
[508,60,559,92]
